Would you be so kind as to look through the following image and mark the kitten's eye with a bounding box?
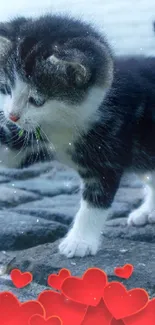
[29,96,45,107]
[0,84,11,96]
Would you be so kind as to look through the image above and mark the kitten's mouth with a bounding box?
[17,119,37,132]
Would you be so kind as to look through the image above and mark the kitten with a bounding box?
[0,15,155,258]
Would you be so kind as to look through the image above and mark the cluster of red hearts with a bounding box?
[0,265,154,325]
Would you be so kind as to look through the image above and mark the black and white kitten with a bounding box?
[0,15,155,258]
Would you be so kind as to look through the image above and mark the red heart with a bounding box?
[114,264,134,279]
[123,298,155,325]
[29,315,62,325]
[62,268,108,306]
[111,319,125,325]
[103,282,149,319]
[38,290,87,325]
[0,292,20,324]
[18,301,45,325]
[48,269,71,290]
[0,292,44,325]
[82,299,112,325]
[11,269,33,288]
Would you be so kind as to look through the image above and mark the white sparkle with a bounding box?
[0,265,7,276]
[12,184,15,187]
[65,182,71,187]
[37,219,39,223]
[138,263,146,267]
[69,142,72,146]
[120,249,128,253]
[14,191,17,194]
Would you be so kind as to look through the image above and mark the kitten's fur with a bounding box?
[0,15,155,257]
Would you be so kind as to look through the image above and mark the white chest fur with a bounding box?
[39,86,106,169]
[46,126,78,169]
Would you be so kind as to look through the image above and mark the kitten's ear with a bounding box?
[0,36,12,61]
[0,17,28,61]
[0,17,28,40]
[48,55,90,86]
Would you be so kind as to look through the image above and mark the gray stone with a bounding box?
[4,237,155,298]
[11,178,79,196]
[0,211,67,250]
[104,218,155,242]
[0,186,40,208]
[0,161,58,180]
[108,202,130,219]
[115,187,143,205]
[0,176,10,183]
[120,173,143,188]
[13,195,80,224]
[41,168,80,182]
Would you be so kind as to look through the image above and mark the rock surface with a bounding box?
[0,160,154,301]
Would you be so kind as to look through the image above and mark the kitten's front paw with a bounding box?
[147,210,155,223]
[59,228,100,258]
[127,200,155,226]
[127,208,148,226]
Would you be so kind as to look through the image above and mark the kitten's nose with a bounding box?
[9,114,20,122]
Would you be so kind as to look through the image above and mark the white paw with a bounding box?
[127,209,148,226]
[148,210,155,223]
[59,228,101,258]
[127,203,155,226]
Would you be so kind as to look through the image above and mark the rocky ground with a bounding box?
[0,160,154,301]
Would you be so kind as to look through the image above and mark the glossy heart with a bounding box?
[0,292,44,325]
[62,268,108,306]
[82,299,112,325]
[18,301,45,325]
[104,282,149,319]
[123,298,155,325]
[114,264,134,279]
[38,290,87,325]
[48,269,71,290]
[111,319,125,325]
[0,291,19,324]
[29,315,62,325]
[11,269,33,288]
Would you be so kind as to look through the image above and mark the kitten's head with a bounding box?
[0,15,113,133]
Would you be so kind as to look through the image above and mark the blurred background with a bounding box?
[0,0,155,56]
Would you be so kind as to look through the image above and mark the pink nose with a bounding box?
[9,114,20,122]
